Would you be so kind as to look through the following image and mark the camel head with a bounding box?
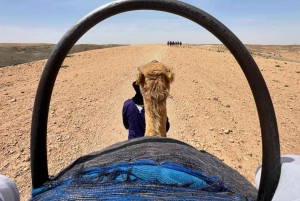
[136,60,174,137]
[136,60,174,102]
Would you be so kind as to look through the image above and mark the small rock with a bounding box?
[11,98,16,102]
[209,127,214,131]
[238,165,242,169]
[23,167,29,171]
[24,156,30,162]
[225,104,230,108]
[224,129,230,134]
[3,162,10,168]
[243,157,248,161]
[228,139,234,143]
[247,152,253,157]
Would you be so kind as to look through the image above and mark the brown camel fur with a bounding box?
[136,60,174,137]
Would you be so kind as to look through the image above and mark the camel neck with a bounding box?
[144,99,167,137]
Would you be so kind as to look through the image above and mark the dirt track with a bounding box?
[0,44,300,200]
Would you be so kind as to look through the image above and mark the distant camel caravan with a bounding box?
[167,41,182,46]
[136,60,174,137]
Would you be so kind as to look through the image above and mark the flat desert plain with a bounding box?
[0,44,300,200]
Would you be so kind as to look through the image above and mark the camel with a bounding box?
[136,60,174,137]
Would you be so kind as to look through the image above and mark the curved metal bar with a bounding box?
[30,0,281,200]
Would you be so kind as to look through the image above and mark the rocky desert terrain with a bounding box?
[0,44,299,200]
[0,43,126,68]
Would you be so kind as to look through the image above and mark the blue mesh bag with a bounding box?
[30,138,257,200]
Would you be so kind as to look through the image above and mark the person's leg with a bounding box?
[255,155,300,201]
[0,175,20,201]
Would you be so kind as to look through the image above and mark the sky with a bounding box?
[0,0,299,45]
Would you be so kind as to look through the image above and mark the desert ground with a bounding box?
[0,44,299,200]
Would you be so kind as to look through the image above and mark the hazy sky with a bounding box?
[1,0,299,45]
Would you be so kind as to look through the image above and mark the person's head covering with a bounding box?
[132,81,143,105]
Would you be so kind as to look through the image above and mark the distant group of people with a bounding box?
[167,41,182,46]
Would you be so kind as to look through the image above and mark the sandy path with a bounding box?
[1,44,299,200]
[134,45,168,67]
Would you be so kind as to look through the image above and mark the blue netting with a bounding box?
[30,159,252,200]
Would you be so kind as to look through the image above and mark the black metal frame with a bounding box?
[30,0,281,200]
